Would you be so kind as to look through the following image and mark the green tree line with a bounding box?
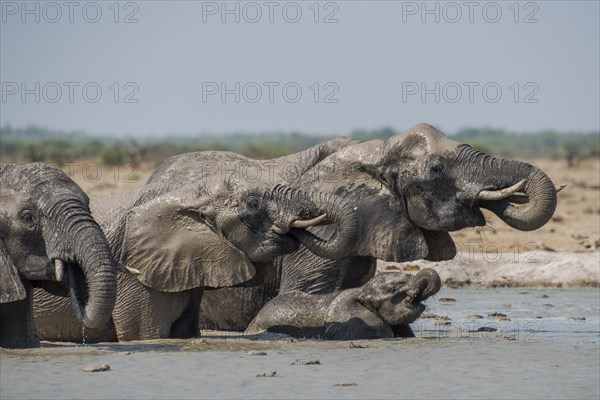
[1,124,598,167]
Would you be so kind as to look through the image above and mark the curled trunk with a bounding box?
[458,146,558,231]
[271,186,359,260]
[410,268,441,302]
[479,166,557,231]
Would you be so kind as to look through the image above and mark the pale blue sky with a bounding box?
[1,0,598,136]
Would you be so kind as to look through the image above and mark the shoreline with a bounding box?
[378,251,600,288]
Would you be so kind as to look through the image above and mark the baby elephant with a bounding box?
[246,269,441,340]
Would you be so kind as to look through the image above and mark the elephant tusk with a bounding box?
[54,259,67,282]
[478,179,527,201]
[290,214,328,229]
[507,183,567,205]
[117,262,141,275]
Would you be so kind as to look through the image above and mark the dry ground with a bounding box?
[72,156,600,255]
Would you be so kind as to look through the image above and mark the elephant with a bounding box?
[0,163,118,348]
[146,123,559,332]
[245,269,441,340]
[33,178,359,342]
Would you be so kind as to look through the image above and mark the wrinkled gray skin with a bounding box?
[33,179,358,342]
[0,163,117,348]
[148,123,558,331]
[246,269,441,340]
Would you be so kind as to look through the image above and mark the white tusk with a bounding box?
[289,214,328,229]
[507,183,567,204]
[479,179,527,201]
[54,259,67,282]
[117,262,140,275]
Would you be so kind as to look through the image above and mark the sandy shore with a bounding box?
[380,251,600,287]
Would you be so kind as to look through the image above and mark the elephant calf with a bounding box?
[245,269,441,340]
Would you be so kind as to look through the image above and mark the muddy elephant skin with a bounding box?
[33,179,358,342]
[1,163,117,348]
[147,123,559,331]
[246,269,441,340]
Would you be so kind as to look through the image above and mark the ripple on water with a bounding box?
[1,288,599,400]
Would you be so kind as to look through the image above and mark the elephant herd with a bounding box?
[0,123,559,348]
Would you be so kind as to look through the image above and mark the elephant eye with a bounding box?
[431,164,444,174]
[245,196,262,213]
[19,209,35,225]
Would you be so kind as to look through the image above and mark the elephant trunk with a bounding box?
[458,146,558,231]
[271,185,359,260]
[410,268,441,303]
[479,162,557,231]
[44,198,117,329]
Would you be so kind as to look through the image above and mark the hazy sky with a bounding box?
[1,0,599,136]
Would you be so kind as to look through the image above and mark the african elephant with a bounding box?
[246,269,441,340]
[147,123,559,331]
[33,179,358,342]
[0,163,117,348]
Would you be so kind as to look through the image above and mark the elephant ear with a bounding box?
[298,145,430,262]
[0,239,26,303]
[114,189,256,292]
[340,172,429,262]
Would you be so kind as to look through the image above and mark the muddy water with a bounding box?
[2,288,599,399]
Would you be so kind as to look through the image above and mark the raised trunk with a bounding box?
[479,164,557,231]
[411,268,441,302]
[458,146,558,231]
[271,186,359,260]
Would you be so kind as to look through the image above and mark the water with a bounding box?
[2,288,599,399]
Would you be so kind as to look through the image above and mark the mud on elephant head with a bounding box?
[297,123,559,263]
[0,163,118,348]
[246,269,442,340]
[107,179,359,293]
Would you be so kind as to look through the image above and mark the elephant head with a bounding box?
[298,123,558,263]
[246,269,441,340]
[354,269,441,329]
[107,179,358,292]
[0,163,117,347]
[323,269,441,339]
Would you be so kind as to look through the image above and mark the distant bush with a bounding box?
[19,141,45,162]
[1,124,598,167]
[100,146,126,166]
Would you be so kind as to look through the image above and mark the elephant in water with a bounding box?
[1,163,118,348]
[146,123,559,332]
[246,269,441,340]
[33,178,358,342]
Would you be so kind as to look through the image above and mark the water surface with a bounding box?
[2,288,598,399]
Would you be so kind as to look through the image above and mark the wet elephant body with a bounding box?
[148,123,558,332]
[33,179,358,342]
[246,270,441,340]
[1,163,118,348]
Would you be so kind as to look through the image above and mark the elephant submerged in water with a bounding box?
[147,123,559,332]
[33,178,358,342]
[1,163,118,348]
[246,269,441,340]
